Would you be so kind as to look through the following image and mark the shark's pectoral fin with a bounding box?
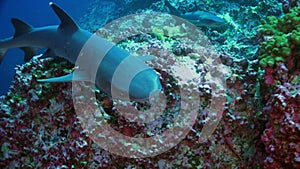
[21,47,39,62]
[39,48,57,59]
[11,18,33,38]
[38,73,73,83]
[49,2,79,33]
[0,46,8,64]
[37,70,90,83]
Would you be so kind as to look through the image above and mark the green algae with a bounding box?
[258,7,300,68]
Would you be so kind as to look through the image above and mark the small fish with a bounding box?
[0,2,162,101]
[164,0,225,27]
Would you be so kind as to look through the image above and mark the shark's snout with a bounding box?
[129,69,162,100]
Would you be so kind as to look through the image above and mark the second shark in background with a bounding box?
[164,0,225,27]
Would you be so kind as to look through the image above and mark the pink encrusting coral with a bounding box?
[261,63,300,168]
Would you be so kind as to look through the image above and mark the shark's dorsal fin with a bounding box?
[49,2,79,32]
[11,18,33,38]
[164,0,182,16]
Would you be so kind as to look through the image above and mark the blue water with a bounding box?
[0,0,93,95]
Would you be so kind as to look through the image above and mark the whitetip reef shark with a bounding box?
[0,2,162,101]
[164,0,225,27]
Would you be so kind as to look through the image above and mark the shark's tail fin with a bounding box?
[0,18,38,64]
[164,0,181,16]
[11,18,33,38]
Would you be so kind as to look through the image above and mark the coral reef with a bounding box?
[258,6,300,169]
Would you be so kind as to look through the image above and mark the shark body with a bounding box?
[0,2,162,101]
[164,0,225,27]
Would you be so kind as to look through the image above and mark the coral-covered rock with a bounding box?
[0,27,264,169]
